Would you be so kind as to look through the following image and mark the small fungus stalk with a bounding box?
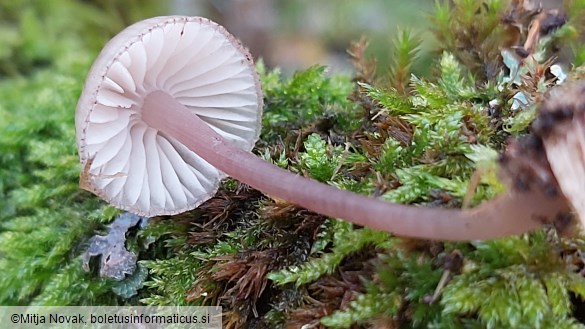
[76,16,574,241]
[142,91,570,241]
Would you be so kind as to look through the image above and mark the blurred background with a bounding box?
[169,0,435,74]
[0,0,436,78]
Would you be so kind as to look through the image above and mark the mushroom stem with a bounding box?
[142,91,570,241]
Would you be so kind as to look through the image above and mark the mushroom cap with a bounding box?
[533,81,585,227]
[76,16,263,216]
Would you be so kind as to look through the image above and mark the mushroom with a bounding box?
[76,16,571,241]
[531,81,585,230]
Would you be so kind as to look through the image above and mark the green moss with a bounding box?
[440,233,585,329]
[298,133,344,182]
[0,0,165,306]
[0,67,117,305]
[259,63,361,142]
[262,2,585,328]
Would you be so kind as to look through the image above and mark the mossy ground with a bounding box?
[3,1,585,328]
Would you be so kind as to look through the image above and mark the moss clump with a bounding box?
[0,0,166,306]
[0,64,116,305]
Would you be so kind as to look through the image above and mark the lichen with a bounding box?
[82,213,148,281]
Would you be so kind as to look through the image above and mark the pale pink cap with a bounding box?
[76,16,263,216]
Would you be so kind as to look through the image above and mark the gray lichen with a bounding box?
[82,213,149,281]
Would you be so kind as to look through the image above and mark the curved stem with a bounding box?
[143,91,570,241]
